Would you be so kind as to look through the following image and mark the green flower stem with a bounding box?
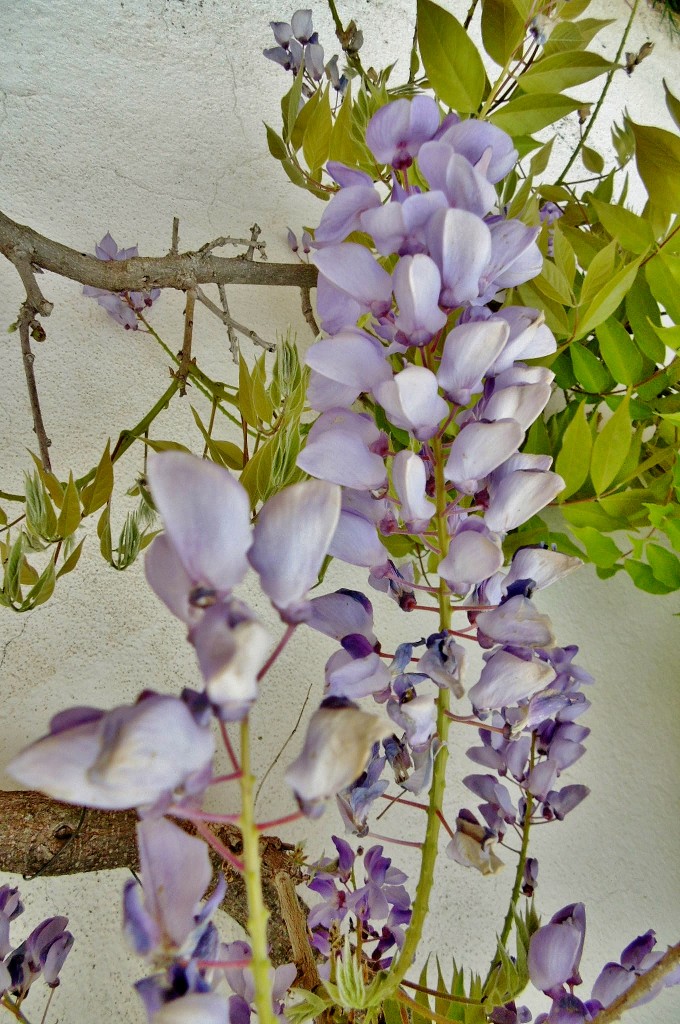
[483,737,535,991]
[239,716,276,1024]
[74,378,180,490]
[378,435,452,999]
[555,0,639,185]
[136,311,244,430]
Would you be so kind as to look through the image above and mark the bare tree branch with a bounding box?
[300,286,319,338]
[0,210,317,293]
[176,287,197,396]
[196,287,275,353]
[593,942,680,1024]
[0,790,308,967]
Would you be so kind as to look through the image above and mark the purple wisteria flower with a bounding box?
[0,885,73,1001]
[7,693,214,811]
[145,451,341,717]
[83,233,160,329]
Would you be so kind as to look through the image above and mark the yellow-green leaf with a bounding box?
[57,473,81,538]
[302,86,332,174]
[291,88,321,152]
[490,94,582,135]
[590,396,631,494]
[570,344,612,393]
[480,0,525,65]
[663,79,680,132]
[630,120,680,214]
[519,50,616,94]
[575,258,641,340]
[555,401,592,499]
[589,197,655,254]
[581,144,604,174]
[626,272,664,362]
[645,252,680,323]
[238,356,259,427]
[81,441,114,515]
[417,0,487,112]
[596,317,643,385]
[57,538,86,579]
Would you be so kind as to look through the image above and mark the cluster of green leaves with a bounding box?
[0,338,308,611]
[263,0,680,595]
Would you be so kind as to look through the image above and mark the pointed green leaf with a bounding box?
[142,438,192,453]
[529,135,555,176]
[646,252,680,323]
[630,120,680,214]
[290,87,321,152]
[519,50,616,94]
[581,144,604,174]
[417,0,487,112]
[5,535,24,602]
[238,356,259,427]
[590,396,631,494]
[302,86,332,174]
[57,537,86,579]
[329,84,361,165]
[596,317,643,385]
[29,452,64,507]
[57,473,81,538]
[490,94,582,135]
[646,543,680,588]
[575,258,641,339]
[589,197,655,254]
[533,259,574,304]
[570,343,613,392]
[543,17,614,56]
[572,525,622,567]
[480,0,525,65]
[281,65,305,143]
[265,123,288,161]
[624,559,674,594]
[663,79,680,132]
[81,441,114,515]
[21,560,55,610]
[626,272,664,362]
[98,504,113,562]
[579,238,616,307]
[555,401,592,498]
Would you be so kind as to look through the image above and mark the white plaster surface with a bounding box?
[0,1,679,1022]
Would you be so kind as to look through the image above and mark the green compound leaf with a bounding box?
[417,0,487,112]
[624,559,675,595]
[590,395,631,495]
[555,401,592,499]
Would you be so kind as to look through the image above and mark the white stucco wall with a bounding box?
[0,1,678,1022]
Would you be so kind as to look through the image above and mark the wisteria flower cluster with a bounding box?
[264,9,351,95]
[4,63,679,1024]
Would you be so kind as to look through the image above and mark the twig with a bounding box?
[242,223,266,262]
[195,286,275,352]
[299,286,319,337]
[170,216,180,255]
[199,233,266,259]
[176,287,196,396]
[18,307,52,471]
[0,209,317,292]
[217,282,241,362]
[594,943,680,1023]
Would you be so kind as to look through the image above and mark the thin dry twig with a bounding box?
[176,287,197,395]
[170,216,180,256]
[217,281,241,363]
[196,286,274,352]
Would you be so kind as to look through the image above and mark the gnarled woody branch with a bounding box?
[0,789,309,968]
[0,210,317,292]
